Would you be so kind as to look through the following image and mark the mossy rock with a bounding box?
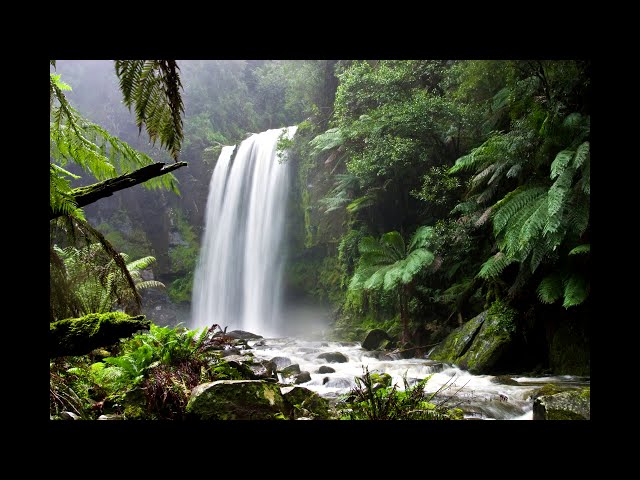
[370,372,392,389]
[317,352,349,363]
[428,312,486,363]
[281,364,302,378]
[490,375,521,386]
[281,386,334,419]
[361,329,391,351]
[533,388,590,420]
[186,380,286,420]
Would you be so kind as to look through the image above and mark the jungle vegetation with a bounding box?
[49,59,589,420]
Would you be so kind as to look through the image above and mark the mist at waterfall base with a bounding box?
[190,126,330,338]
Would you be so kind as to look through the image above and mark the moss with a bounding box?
[370,372,392,388]
[50,312,150,358]
[545,409,586,420]
[580,387,590,399]
[186,380,286,420]
[428,311,486,363]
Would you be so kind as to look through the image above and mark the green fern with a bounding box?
[537,273,563,304]
[563,274,589,308]
[568,244,590,256]
[114,60,184,161]
[477,252,515,279]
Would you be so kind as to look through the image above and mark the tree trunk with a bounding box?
[399,289,409,345]
[49,312,151,358]
[50,162,188,220]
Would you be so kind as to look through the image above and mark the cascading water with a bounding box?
[191,126,297,337]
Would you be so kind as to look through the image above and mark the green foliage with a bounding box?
[114,60,184,161]
[53,243,164,316]
[86,323,235,419]
[167,209,200,303]
[336,366,459,420]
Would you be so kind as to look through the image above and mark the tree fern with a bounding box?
[349,226,436,343]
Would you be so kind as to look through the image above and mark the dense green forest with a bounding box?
[49,59,590,421]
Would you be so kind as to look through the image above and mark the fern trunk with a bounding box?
[49,162,188,220]
[399,288,409,345]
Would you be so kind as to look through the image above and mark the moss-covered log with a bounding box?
[49,312,150,358]
[49,162,188,220]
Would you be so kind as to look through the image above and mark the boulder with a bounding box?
[186,380,286,420]
[361,329,391,351]
[280,364,301,378]
[97,414,123,420]
[248,360,277,380]
[226,330,264,341]
[294,371,312,384]
[490,375,521,386]
[317,352,349,363]
[270,356,294,370]
[533,388,590,420]
[60,411,81,420]
[428,307,516,374]
[428,312,487,363]
[281,386,334,419]
[317,365,335,374]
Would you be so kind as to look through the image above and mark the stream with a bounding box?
[246,335,589,420]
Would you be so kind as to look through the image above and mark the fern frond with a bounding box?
[381,231,405,258]
[408,226,434,251]
[126,256,157,272]
[550,149,574,180]
[309,127,344,154]
[573,142,590,169]
[569,244,590,256]
[135,280,166,290]
[399,249,434,284]
[346,194,375,213]
[493,186,547,235]
[477,252,514,279]
[537,273,563,304]
[114,60,184,161]
[563,274,589,308]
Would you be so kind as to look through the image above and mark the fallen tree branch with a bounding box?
[50,162,188,220]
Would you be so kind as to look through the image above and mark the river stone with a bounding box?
[248,360,277,380]
[362,329,391,351]
[533,388,590,420]
[317,352,349,363]
[270,356,293,370]
[226,330,264,340]
[186,380,286,420]
[281,386,333,419]
[428,311,487,363]
[491,375,521,386]
[281,364,301,378]
[294,371,312,384]
[317,365,335,374]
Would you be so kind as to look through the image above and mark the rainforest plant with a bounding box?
[337,366,463,420]
[349,226,436,344]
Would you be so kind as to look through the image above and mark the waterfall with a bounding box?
[191,126,297,337]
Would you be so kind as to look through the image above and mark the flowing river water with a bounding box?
[245,334,589,420]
